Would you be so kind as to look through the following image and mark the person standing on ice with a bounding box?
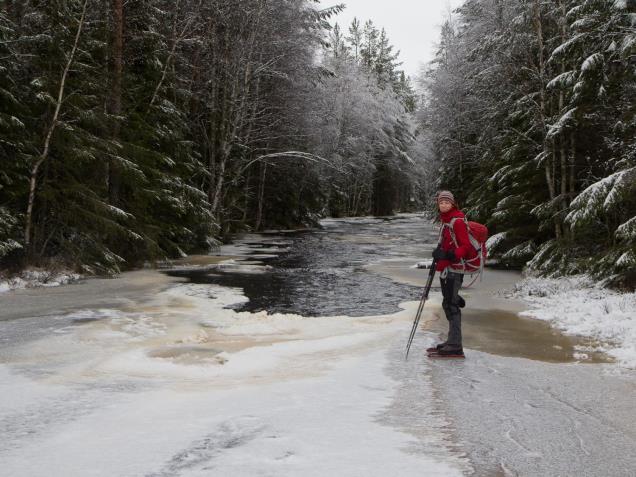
[428,190,477,357]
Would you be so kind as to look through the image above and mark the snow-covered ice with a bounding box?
[0,277,466,476]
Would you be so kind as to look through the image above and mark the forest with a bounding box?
[0,0,418,274]
[0,0,635,288]
[418,0,636,288]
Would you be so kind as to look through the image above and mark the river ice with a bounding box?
[0,280,465,476]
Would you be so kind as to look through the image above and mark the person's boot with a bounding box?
[437,344,464,356]
[426,342,447,353]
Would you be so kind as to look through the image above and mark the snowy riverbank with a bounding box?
[0,269,80,293]
[511,275,636,368]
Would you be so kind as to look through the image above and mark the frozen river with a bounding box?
[1,214,635,476]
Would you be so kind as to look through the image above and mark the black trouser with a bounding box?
[440,271,464,347]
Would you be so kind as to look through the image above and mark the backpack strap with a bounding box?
[441,218,465,273]
[446,218,460,248]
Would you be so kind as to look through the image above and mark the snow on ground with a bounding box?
[511,275,636,368]
[0,269,80,293]
[1,347,464,477]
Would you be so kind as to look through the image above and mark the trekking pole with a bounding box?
[405,258,438,360]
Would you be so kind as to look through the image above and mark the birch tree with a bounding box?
[24,0,89,251]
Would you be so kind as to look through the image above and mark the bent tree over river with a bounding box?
[1,215,635,476]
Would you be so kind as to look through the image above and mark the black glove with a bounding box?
[432,247,456,262]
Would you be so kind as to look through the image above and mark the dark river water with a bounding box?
[166,214,437,317]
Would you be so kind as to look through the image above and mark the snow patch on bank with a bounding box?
[0,269,80,293]
[512,275,636,368]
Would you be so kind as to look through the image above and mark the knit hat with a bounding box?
[436,190,456,205]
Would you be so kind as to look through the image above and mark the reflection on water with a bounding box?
[425,308,612,363]
[167,215,433,317]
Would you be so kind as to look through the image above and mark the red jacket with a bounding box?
[436,208,478,272]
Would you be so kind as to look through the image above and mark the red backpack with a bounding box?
[443,217,489,277]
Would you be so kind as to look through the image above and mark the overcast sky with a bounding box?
[329,0,463,79]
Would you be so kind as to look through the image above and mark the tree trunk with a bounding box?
[255,162,267,230]
[207,111,217,204]
[532,0,561,240]
[558,0,569,238]
[108,0,124,204]
[242,170,251,223]
[24,0,89,250]
[210,144,227,215]
[209,0,264,219]
[208,28,231,216]
[569,134,576,197]
[150,0,193,107]
[559,138,569,239]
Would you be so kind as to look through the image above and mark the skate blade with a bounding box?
[427,352,465,359]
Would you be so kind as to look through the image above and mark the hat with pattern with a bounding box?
[436,190,455,205]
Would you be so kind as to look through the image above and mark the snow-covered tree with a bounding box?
[419,0,636,286]
[0,7,26,261]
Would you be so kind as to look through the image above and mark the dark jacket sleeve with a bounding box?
[452,219,473,260]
